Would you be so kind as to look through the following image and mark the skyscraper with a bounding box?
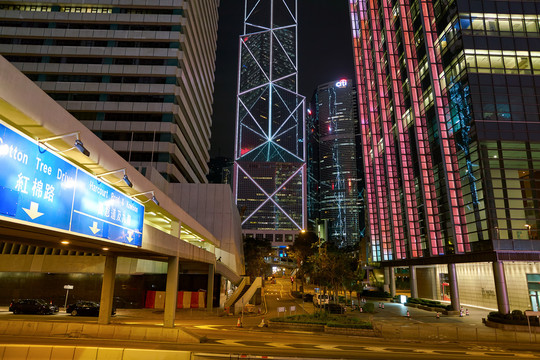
[350,0,540,313]
[308,79,364,248]
[233,0,306,243]
[0,0,219,184]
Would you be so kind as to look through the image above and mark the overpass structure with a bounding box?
[0,56,244,327]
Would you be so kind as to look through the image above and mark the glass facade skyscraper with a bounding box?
[0,0,219,184]
[233,0,306,239]
[350,0,540,312]
[308,79,364,248]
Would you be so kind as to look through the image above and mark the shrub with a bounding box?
[269,312,373,329]
[406,297,449,310]
[269,314,328,325]
[361,290,391,298]
[488,310,540,326]
[362,302,375,313]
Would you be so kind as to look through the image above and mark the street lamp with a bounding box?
[39,131,90,157]
[525,224,531,239]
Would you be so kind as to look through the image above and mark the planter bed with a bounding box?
[268,321,376,336]
[405,303,453,314]
[485,319,540,333]
[268,321,325,332]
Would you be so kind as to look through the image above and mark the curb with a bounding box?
[0,320,202,344]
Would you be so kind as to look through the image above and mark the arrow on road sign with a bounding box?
[126,230,134,242]
[89,221,100,234]
[23,202,44,220]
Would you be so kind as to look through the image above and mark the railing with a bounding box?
[374,322,540,343]
[234,277,262,314]
[223,276,249,311]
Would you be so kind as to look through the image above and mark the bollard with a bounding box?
[436,312,440,319]
[381,303,384,309]
[466,309,469,316]
[406,311,410,318]
[460,309,463,317]
[378,302,381,308]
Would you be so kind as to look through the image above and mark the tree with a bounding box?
[307,243,365,306]
[243,235,272,280]
[288,231,318,293]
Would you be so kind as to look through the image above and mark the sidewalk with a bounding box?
[361,300,540,344]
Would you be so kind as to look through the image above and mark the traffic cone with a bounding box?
[406,311,410,318]
[258,318,268,328]
[360,306,363,313]
[237,317,243,328]
[436,312,440,319]
[466,309,469,316]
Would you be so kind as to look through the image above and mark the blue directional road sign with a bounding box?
[71,171,144,246]
[0,123,77,230]
[0,122,144,246]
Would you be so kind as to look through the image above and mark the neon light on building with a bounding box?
[233,0,306,233]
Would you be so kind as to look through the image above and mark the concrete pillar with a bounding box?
[429,266,438,300]
[389,267,396,297]
[207,263,215,311]
[164,256,179,328]
[409,265,418,298]
[98,254,117,325]
[383,267,390,293]
[493,261,510,314]
[448,263,460,311]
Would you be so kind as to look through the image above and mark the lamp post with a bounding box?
[525,224,531,239]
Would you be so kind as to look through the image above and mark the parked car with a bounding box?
[66,300,115,316]
[9,299,57,315]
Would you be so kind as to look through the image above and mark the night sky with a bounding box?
[210,0,355,158]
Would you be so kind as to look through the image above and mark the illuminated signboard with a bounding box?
[0,122,144,246]
[335,79,348,88]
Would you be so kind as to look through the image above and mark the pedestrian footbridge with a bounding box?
[0,56,243,327]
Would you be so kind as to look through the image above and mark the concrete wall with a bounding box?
[168,183,244,277]
[0,346,191,360]
[416,267,438,300]
[0,255,167,275]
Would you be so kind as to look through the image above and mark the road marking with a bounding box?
[193,325,227,330]
[265,342,293,348]
[206,340,540,357]
[317,344,341,351]
[215,339,242,346]
[363,347,389,352]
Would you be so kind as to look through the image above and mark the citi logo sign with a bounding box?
[335,79,348,88]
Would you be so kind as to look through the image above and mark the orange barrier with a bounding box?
[145,290,207,309]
